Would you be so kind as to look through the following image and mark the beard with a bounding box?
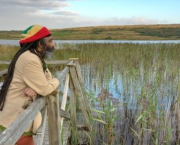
[44,47,55,60]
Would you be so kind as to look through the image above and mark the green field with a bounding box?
[0,24,180,40]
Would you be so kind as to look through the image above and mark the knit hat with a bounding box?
[19,25,51,44]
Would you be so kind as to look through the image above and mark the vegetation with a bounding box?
[55,43,180,144]
[1,43,180,144]
[1,24,180,40]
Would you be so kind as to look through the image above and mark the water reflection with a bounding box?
[80,58,180,144]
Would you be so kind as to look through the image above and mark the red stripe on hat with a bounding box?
[19,27,51,44]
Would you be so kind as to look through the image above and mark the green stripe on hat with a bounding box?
[22,25,34,34]
[19,25,51,44]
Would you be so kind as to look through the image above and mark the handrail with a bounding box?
[0,63,70,145]
[0,60,72,78]
[0,97,46,145]
[0,69,8,77]
[0,59,92,145]
[0,60,71,65]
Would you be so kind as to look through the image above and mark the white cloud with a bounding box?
[104,17,160,25]
[0,0,69,9]
[0,0,80,30]
[0,0,168,30]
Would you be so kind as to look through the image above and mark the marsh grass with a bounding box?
[1,43,180,144]
[0,45,19,71]
[54,43,180,144]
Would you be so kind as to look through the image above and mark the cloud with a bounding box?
[0,0,69,9]
[51,10,79,16]
[104,17,160,25]
[58,16,162,28]
[0,0,167,30]
[0,0,81,30]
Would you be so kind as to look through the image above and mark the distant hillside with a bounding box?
[1,24,180,40]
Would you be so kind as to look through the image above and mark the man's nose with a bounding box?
[52,41,55,47]
[53,42,56,47]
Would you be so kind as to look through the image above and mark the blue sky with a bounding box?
[67,0,178,21]
[0,0,179,30]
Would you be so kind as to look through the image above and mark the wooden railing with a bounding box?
[0,59,91,145]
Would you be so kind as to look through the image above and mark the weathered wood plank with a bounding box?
[0,61,10,65]
[47,93,61,145]
[62,120,71,145]
[59,91,70,101]
[0,69,8,77]
[0,97,46,145]
[34,105,47,145]
[56,67,69,82]
[59,109,70,119]
[68,65,91,131]
[43,120,49,145]
[56,61,73,85]
[69,75,77,128]
[74,61,91,114]
[0,60,71,65]
[43,119,71,145]
[45,60,70,65]
[60,73,69,131]
[61,73,69,111]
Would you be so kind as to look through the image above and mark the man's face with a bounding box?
[43,36,55,52]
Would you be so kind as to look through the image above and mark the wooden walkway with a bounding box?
[0,59,91,145]
[39,119,70,145]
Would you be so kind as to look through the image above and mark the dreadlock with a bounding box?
[0,38,47,111]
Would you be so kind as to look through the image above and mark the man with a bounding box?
[0,25,59,145]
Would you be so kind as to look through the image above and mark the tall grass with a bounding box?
[55,43,180,144]
[0,45,19,71]
[1,43,180,144]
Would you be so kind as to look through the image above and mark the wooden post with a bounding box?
[47,92,61,145]
[33,105,47,145]
[69,73,77,127]
[68,64,91,131]
[74,60,91,115]
[69,58,90,114]
[60,73,70,132]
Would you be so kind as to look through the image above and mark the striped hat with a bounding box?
[19,25,51,44]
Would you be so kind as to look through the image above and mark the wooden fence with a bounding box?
[0,59,91,145]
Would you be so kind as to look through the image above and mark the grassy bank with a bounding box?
[0,24,180,40]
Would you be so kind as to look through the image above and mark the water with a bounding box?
[1,39,180,46]
[54,43,180,144]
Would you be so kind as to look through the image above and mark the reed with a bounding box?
[1,43,180,144]
[54,43,180,144]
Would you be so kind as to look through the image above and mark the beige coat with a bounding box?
[0,50,59,133]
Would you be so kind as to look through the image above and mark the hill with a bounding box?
[0,24,180,40]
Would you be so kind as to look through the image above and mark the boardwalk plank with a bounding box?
[42,119,70,145]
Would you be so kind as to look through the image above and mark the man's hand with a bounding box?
[23,87,37,97]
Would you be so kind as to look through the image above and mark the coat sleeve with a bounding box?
[22,59,59,96]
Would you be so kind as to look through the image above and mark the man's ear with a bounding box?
[38,41,43,48]
[36,41,43,52]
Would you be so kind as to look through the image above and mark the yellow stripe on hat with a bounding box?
[21,25,43,40]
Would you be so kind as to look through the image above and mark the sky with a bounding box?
[0,0,179,30]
